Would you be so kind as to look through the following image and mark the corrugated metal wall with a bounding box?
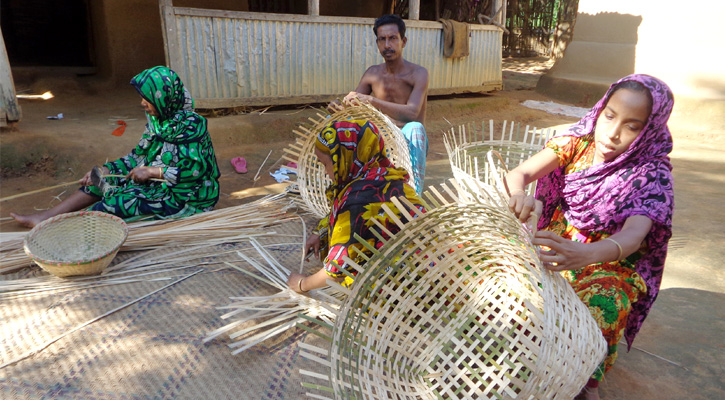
[162,7,502,108]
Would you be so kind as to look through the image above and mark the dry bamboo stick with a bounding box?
[103,174,165,182]
[253,150,273,181]
[0,181,80,202]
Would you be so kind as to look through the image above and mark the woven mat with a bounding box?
[0,216,323,399]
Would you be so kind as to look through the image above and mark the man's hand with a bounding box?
[343,91,373,106]
[327,99,345,114]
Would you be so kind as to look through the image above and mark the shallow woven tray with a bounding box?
[445,120,557,196]
[300,181,606,399]
[281,102,412,218]
[24,211,128,277]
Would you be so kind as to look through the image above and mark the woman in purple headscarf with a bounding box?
[505,74,674,400]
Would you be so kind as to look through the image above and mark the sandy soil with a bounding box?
[1,58,724,399]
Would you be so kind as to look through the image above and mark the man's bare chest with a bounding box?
[371,77,414,103]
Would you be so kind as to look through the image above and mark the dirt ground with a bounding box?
[1,58,723,399]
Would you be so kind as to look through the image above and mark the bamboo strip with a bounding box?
[0,181,81,202]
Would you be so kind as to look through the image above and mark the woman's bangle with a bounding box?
[604,237,623,261]
[298,277,308,293]
[509,189,525,196]
[158,167,164,178]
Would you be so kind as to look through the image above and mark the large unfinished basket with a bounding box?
[300,181,606,399]
[444,120,557,196]
[281,103,412,218]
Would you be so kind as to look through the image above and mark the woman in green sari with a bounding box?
[11,66,220,227]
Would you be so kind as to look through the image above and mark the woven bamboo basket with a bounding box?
[281,102,412,218]
[444,120,557,196]
[23,211,128,277]
[300,181,607,399]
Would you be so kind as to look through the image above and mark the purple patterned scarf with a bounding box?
[535,74,675,349]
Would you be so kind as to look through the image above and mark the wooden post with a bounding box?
[308,0,319,16]
[0,29,21,126]
[493,0,505,26]
[409,0,420,20]
[158,0,182,68]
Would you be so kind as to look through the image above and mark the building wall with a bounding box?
[89,0,166,83]
[537,0,725,125]
[88,0,388,84]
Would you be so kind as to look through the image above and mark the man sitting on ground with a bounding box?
[342,14,429,194]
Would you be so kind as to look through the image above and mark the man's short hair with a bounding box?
[373,14,406,38]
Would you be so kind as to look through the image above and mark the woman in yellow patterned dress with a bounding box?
[287,119,424,293]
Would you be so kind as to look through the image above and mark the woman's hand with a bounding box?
[305,234,321,260]
[127,166,160,183]
[508,192,543,230]
[287,273,308,294]
[533,231,594,271]
[79,166,109,186]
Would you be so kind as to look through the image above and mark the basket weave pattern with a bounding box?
[281,103,412,218]
[445,120,556,196]
[301,183,607,399]
[23,211,128,277]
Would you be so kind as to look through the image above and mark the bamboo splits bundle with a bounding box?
[204,238,343,355]
[444,120,557,196]
[0,194,292,274]
[299,180,607,400]
[280,102,412,218]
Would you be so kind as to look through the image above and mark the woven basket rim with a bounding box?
[23,211,128,266]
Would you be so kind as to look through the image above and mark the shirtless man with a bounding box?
[343,14,429,194]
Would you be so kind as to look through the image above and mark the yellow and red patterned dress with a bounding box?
[313,119,425,287]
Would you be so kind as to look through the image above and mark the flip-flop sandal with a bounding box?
[231,156,248,174]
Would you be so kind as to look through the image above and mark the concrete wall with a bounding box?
[90,0,256,84]
[89,0,165,84]
[537,0,725,125]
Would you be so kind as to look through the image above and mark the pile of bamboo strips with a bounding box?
[204,238,343,355]
[0,194,292,275]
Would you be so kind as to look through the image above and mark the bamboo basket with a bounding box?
[300,181,607,399]
[23,211,128,278]
[444,120,557,196]
[281,102,412,218]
